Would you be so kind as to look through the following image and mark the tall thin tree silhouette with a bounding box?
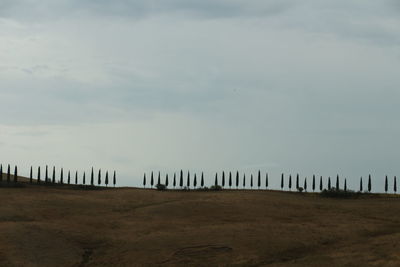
[222,171,225,188]
[296,173,299,189]
[304,177,307,192]
[105,171,109,187]
[52,166,56,184]
[30,166,33,184]
[83,172,86,185]
[215,172,218,186]
[98,169,101,185]
[165,173,169,188]
[60,168,64,184]
[250,174,253,189]
[37,166,41,184]
[344,178,347,191]
[312,175,315,192]
[179,171,183,188]
[289,175,292,191]
[360,177,363,192]
[243,173,246,188]
[328,177,331,190]
[265,173,269,189]
[7,164,11,183]
[336,175,339,191]
[368,175,372,192]
[385,175,388,193]
[394,176,397,193]
[45,165,48,184]
[281,173,284,190]
[201,172,204,188]
[143,173,146,188]
[173,173,176,188]
[0,164,2,182]
[193,173,197,188]
[187,171,190,188]
[14,166,17,183]
[68,171,71,184]
[236,171,239,189]
[229,172,232,188]
[157,171,161,186]
[151,171,154,188]
[258,170,261,189]
[91,167,94,186]
[113,171,116,187]
[75,171,78,185]
[319,176,323,191]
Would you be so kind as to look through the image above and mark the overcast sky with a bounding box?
[1,0,400,190]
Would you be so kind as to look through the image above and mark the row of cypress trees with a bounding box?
[0,165,116,187]
[143,171,398,193]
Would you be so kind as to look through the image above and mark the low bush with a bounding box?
[210,185,222,191]
[156,184,167,190]
[320,188,363,198]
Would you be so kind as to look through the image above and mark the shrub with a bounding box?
[320,188,363,198]
[156,184,167,190]
[210,185,222,191]
[297,187,304,193]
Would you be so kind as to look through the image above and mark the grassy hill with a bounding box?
[0,179,399,266]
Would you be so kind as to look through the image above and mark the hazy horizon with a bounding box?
[1,0,400,191]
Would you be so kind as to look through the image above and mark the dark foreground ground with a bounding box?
[0,181,399,266]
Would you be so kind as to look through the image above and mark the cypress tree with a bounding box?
[319,176,323,191]
[236,171,239,188]
[257,170,261,189]
[385,175,388,193]
[14,166,18,183]
[105,171,109,187]
[328,177,331,190]
[60,168,64,184]
[250,174,253,189]
[304,177,307,192]
[360,177,363,192]
[68,171,71,184]
[7,164,10,183]
[187,171,190,188]
[222,171,225,188]
[289,175,292,191]
[151,171,154,188]
[265,173,269,189]
[394,176,397,193]
[229,172,232,188]
[83,172,86,185]
[30,166,33,184]
[344,178,347,191]
[368,175,372,192]
[173,173,176,188]
[280,173,284,190]
[91,167,94,186]
[113,171,116,187]
[312,175,315,192]
[0,164,2,182]
[98,169,101,185]
[143,173,146,188]
[37,166,41,184]
[243,173,246,188]
[52,166,56,184]
[336,175,339,191]
[157,171,161,186]
[201,172,204,188]
[214,172,218,186]
[75,171,78,185]
[193,173,197,188]
[45,165,48,184]
[179,171,183,188]
[165,174,169,187]
[296,173,299,189]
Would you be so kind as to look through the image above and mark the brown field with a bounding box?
[0,179,400,266]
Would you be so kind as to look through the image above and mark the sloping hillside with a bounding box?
[0,181,399,266]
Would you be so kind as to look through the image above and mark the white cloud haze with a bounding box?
[1,0,400,190]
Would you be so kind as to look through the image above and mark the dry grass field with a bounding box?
[0,180,400,266]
